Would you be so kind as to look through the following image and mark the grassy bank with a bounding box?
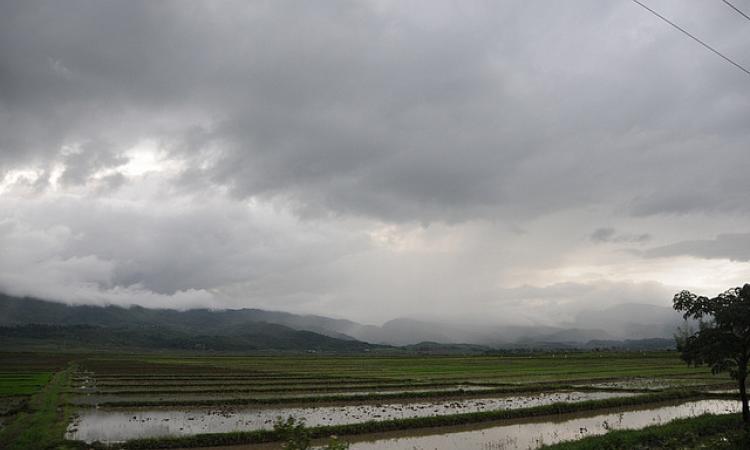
[542,412,749,449]
[87,390,710,449]
[0,365,75,450]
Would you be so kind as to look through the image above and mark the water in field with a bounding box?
[66,391,634,443]
[343,400,740,450]
[89,383,460,393]
[573,377,722,391]
[705,388,739,394]
[71,385,498,406]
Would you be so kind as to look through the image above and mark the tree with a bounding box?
[673,284,750,423]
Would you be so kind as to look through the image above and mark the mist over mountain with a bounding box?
[0,293,682,351]
[570,303,686,340]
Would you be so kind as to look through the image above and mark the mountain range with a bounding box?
[0,293,683,352]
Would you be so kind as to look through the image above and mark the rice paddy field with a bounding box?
[0,351,745,449]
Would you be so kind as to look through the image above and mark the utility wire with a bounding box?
[630,0,750,78]
[721,0,750,22]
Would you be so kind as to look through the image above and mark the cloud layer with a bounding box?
[1,0,749,323]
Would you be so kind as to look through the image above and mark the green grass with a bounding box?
[0,366,75,450]
[542,413,750,449]
[0,372,53,396]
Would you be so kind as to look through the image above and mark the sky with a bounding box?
[1,0,749,326]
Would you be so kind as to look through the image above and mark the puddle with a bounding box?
[343,399,740,450]
[66,391,634,443]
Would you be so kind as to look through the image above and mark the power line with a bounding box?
[630,0,750,78]
[721,0,750,22]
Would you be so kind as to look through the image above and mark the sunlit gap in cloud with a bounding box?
[0,169,46,195]
[549,257,750,302]
[120,141,173,177]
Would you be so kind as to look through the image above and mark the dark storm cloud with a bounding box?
[2,0,749,222]
[643,233,750,262]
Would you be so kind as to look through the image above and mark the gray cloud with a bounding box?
[1,1,749,320]
[643,233,750,262]
[59,140,128,186]
[2,0,749,222]
[591,227,651,244]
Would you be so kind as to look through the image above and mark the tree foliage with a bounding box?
[673,284,750,422]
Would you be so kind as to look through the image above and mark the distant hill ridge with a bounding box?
[0,293,681,351]
[0,294,380,353]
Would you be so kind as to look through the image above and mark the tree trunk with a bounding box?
[740,375,749,424]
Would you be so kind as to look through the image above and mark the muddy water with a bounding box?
[343,400,739,450]
[66,391,633,443]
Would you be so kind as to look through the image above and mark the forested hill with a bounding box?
[0,294,383,353]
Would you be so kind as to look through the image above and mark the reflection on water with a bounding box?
[66,391,632,443]
[705,389,738,394]
[346,400,740,450]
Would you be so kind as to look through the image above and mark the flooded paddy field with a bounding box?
[79,380,471,393]
[338,399,741,450]
[87,377,400,387]
[66,391,636,442]
[70,385,500,407]
[89,383,489,396]
[571,376,729,391]
[9,352,735,449]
